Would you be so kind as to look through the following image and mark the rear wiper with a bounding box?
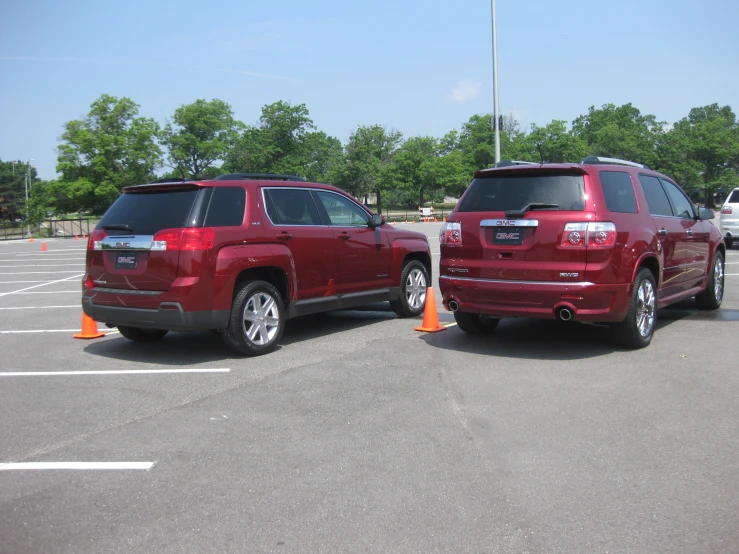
[505,203,558,218]
[101,224,133,232]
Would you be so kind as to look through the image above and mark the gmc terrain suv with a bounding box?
[82,174,432,356]
[439,157,726,349]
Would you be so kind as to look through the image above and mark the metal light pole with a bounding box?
[25,160,33,237]
[491,0,501,164]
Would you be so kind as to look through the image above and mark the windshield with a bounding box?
[457,174,586,213]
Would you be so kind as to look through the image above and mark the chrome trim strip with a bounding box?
[480,219,539,227]
[92,287,162,296]
[99,235,155,251]
[440,275,594,287]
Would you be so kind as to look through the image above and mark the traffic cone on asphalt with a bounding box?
[73,313,106,339]
[75,235,79,240]
[414,288,446,333]
[443,216,447,222]
[41,242,48,252]
[29,237,34,243]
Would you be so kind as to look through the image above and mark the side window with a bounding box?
[661,179,695,219]
[638,175,673,217]
[599,171,638,214]
[314,190,370,227]
[263,188,321,226]
[203,187,246,227]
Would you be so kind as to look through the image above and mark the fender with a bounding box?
[390,237,433,281]
[631,251,663,289]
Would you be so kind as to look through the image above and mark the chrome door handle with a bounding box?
[659,229,667,237]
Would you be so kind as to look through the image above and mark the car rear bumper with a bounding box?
[439,275,632,322]
[82,296,229,331]
[719,218,738,238]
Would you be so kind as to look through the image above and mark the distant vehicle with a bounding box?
[82,174,432,356]
[719,187,739,249]
[438,157,726,349]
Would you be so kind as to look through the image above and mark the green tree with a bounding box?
[0,160,34,223]
[572,103,663,167]
[523,120,590,163]
[162,98,243,179]
[56,94,162,213]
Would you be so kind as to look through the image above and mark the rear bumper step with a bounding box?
[82,297,229,331]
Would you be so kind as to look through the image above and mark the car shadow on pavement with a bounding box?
[83,304,399,365]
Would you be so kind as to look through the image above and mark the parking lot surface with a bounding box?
[1,228,738,553]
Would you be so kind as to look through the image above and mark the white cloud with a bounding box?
[449,79,482,103]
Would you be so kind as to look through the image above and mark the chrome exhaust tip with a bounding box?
[557,307,573,322]
[448,300,459,312]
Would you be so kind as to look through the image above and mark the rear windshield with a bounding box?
[728,190,739,203]
[457,174,586,212]
[98,189,200,235]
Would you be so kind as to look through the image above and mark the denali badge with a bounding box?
[560,272,579,278]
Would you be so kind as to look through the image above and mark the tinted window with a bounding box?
[98,188,199,235]
[314,190,370,226]
[264,188,321,225]
[661,180,694,219]
[638,175,673,217]
[727,190,739,203]
[204,187,246,227]
[457,174,585,212]
[599,171,638,214]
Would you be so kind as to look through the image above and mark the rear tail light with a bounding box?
[440,222,462,246]
[89,229,107,251]
[722,206,733,215]
[561,222,616,249]
[152,228,215,251]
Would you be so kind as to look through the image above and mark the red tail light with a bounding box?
[561,222,616,249]
[152,228,215,251]
[722,206,733,215]
[440,222,462,246]
[89,229,107,250]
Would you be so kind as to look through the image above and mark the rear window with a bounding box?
[457,174,585,213]
[728,190,739,203]
[98,189,200,235]
[204,187,246,227]
[600,171,638,214]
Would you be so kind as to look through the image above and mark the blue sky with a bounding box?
[1,0,737,179]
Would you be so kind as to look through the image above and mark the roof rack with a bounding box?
[580,156,650,170]
[493,160,539,168]
[213,173,306,182]
[148,177,192,184]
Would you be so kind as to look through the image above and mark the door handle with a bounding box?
[337,232,350,240]
[659,229,667,237]
[276,232,292,241]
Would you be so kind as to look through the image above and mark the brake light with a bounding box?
[561,222,616,248]
[722,206,733,215]
[89,229,107,251]
[151,228,215,251]
[440,222,462,246]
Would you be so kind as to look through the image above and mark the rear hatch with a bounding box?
[87,183,210,291]
[443,168,598,282]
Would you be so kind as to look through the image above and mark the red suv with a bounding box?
[82,174,432,356]
[438,157,726,348]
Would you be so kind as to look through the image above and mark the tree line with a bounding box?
[2,94,738,224]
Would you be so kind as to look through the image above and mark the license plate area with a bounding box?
[115,251,138,269]
[492,227,524,246]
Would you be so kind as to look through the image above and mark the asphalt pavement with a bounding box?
[0,229,737,554]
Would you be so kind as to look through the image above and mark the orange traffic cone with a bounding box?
[74,313,106,339]
[41,242,48,251]
[434,217,438,223]
[75,235,79,240]
[29,237,34,243]
[442,216,447,223]
[324,278,336,297]
[415,288,446,333]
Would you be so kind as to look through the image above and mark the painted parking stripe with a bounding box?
[0,462,155,471]
[0,271,84,275]
[9,291,81,295]
[0,329,118,334]
[0,264,84,268]
[0,305,80,310]
[0,368,231,376]
[0,274,84,297]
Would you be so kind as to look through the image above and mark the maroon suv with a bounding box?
[82,174,432,356]
[439,157,726,348]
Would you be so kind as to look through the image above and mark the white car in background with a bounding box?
[720,187,739,249]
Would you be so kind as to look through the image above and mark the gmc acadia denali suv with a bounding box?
[439,157,725,349]
[82,174,432,356]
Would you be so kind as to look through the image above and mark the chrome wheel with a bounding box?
[405,268,427,310]
[242,292,280,346]
[714,257,724,302]
[636,279,656,337]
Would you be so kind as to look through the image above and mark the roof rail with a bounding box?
[149,177,192,184]
[581,156,650,170]
[213,173,307,182]
[494,160,539,168]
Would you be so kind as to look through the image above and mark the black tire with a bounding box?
[453,311,500,334]
[725,238,733,250]
[222,280,285,356]
[612,268,657,349]
[390,260,430,318]
[117,326,169,343]
[695,251,724,310]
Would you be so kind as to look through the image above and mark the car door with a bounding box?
[661,178,709,289]
[311,189,392,294]
[638,175,685,298]
[262,187,340,300]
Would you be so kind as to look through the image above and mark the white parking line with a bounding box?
[0,305,80,310]
[0,368,231,376]
[0,329,118,334]
[0,462,155,471]
[0,274,84,297]
[0,264,84,268]
[10,291,81,295]
[0,271,84,275]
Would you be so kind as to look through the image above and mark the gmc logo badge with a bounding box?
[496,220,517,226]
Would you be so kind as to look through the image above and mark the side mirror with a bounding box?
[698,207,715,220]
[370,214,385,228]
